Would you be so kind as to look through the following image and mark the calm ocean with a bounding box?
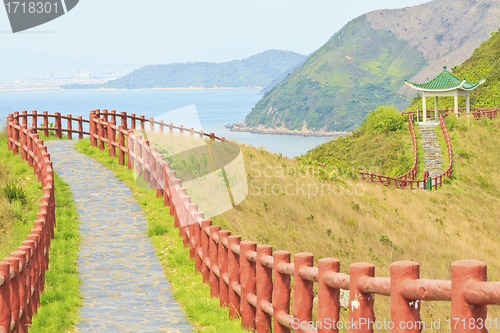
[0,89,339,157]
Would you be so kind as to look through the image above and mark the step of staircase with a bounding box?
[418,125,443,178]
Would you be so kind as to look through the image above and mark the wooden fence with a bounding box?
[5,110,500,332]
[2,113,56,333]
[357,111,461,190]
[357,113,418,188]
[402,107,499,123]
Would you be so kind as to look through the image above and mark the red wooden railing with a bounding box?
[2,112,56,333]
[6,110,500,332]
[402,107,499,122]
[357,113,420,189]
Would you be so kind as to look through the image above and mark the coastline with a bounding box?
[62,86,264,91]
[0,85,264,92]
[225,123,350,137]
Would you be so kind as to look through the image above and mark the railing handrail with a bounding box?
[6,109,500,332]
[2,113,56,332]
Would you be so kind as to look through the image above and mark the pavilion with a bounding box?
[405,66,486,123]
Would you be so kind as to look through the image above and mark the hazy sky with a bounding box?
[1,0,431,67]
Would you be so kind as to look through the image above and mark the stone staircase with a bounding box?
[418,122,443,178]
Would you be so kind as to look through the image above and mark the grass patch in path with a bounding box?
[74,138,245,333]
[0,132,81,332]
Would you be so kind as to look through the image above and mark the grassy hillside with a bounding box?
[245,16,426,132]
[211,115,500,326]
[407,26,500,111]
[297,106,414,177]
[61,50,306,90]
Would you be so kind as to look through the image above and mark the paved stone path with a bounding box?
[417,122,443,178]
[45,141,195,333]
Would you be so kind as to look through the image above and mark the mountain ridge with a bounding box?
[244,0,500,132]
[61,50,306,90]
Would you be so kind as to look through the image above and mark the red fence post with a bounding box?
[7,114,13,151]
[66,114,72,140]
[273,250,291,333]
[31,110,37,131]
[228,235,241,319]
[149,118,155,132]
[16,246,31,328]
[98,118,105,151]
[450,260,487,333]
[317,258,341,333]
[102,110,108,138]
[293,253,314,332]
[256,245,273,333]
[192,212,203,272]
[127,130,133,170]
[201,220,212,283]
[42,111,48,137]
[4,257,20,333]
[108,121,116,157]
[135,135,142,174]
[12,118,19,156]
[0,261,11,333]
[10,251,27,333]
[118,125,124,165]
[89,111,96,147]
[209,225,221,297]
[131,113,136,130]
[390,261,421,333]
[348,263,375,333]
[140,115,145,132]
[218,230,230,308]
[120,112,127,130]
[78,116,83,139]
[21,240,37,316]
[240,241,257,331]
[54,112,62,138]
[143,140,150,183]
[20,124,27,161]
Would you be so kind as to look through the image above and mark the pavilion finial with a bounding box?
[443,65,447,70]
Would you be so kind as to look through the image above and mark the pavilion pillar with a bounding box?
[466,93,470,118]
[434,96,438,121]
[422,91,427,123]
[454,90,459,116]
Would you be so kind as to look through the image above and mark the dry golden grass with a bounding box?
[209,117,500,329]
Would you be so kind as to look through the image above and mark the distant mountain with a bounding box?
[245,0,500,132]
[61,50,306,90]
[259,56,309,94]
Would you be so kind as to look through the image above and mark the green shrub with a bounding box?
[360,105,404,134]
[2,182,27,203]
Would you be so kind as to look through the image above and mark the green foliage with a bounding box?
[62,50,306,90]
[360,105,405,134]
[245,16,427,132]
[445,115,457,131]
[1,182,27,203]
[297,105,413,177]
[407,26,500,111]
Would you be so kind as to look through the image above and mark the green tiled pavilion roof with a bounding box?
[405,66,486,92]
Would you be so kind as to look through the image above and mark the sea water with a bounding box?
[0,89,340,157]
